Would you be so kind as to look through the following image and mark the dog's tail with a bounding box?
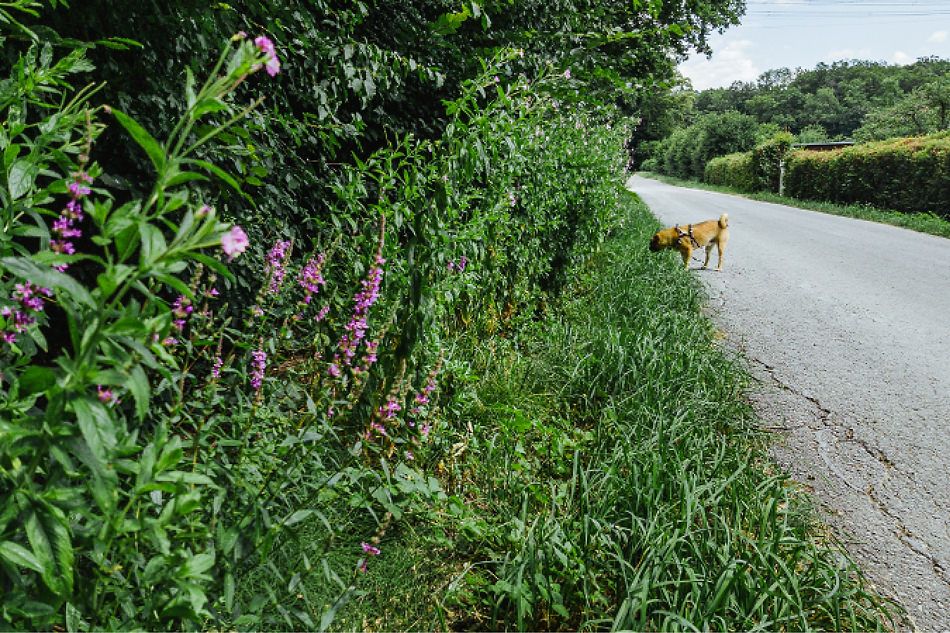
[718,213,729,229]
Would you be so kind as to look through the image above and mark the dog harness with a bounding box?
[675,224,701,248]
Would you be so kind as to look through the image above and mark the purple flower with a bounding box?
[221,226,249,260]
[250,348,267,391]
[254,35,281,77]
[264,239,292,293]
[361,542,381,556]
[97,385,119,405]
[328,362,341,378]
[563,68,571,79]
[211,356,223,379]
[380,398,401,419]
[298,254,326,304]
[315,305,330,322]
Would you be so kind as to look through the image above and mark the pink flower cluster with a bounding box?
[97,385,119,406]
[447,256,468,272]
[357,541,381,573]
[254,36,281,77]
[264,239,292,293]
[171,295,193,332]
[330,255,385,376]
[250,347,267,391]
[1,282,52,345]
[297,254,326,304]
[410,375,438,415]
[221,226,249,261]
[50,172,93,269]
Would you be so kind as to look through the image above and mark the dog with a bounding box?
[649,214,729,271]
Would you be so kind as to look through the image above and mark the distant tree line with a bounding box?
[633,56,950,176]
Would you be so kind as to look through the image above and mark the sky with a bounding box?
[678,0,950,90]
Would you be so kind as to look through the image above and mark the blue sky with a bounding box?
[679,0,950,89]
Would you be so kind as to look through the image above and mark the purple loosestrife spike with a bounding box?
[250,348,267,390]
[211,357,223,379]
[265,239,292,293]
[298,254,326,304]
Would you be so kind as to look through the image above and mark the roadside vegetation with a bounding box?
[252,191,896,631]
[0,0,904,630]
[640,171,950,240]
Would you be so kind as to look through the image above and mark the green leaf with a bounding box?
[181,159,246,198]
[125,365,150,421]
[8,159,38,200]
[165,171,208,188]
[24,507,72,596]
[18,366,57,396]
[111,109,166,172]
[0,257,96,308]
[65,602,83,633]
[138,222,167,266]
[71,397,117,467]
[0,540,44,574]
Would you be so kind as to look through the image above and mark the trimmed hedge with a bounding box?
[785,132,950,215]
[704,132,794,194]
[751,131,794,192]
[704,152,755,191]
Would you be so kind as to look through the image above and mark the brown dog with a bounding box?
[649,214,729,271]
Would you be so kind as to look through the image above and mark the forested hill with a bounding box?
[634,56,949,164]
[695,57,949,139]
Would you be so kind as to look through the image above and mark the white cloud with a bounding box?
[892,50,913,65]
[928,31,947,43]
[678,39,760,90]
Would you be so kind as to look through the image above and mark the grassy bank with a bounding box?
[640,171,950,240]
[251,190,894,630]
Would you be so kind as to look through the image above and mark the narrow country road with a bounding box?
[627,174,950,631]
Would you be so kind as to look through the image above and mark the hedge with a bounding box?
[704,151,755,191]
[785,132,950,215]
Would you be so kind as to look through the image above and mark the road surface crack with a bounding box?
[744,353,950,591]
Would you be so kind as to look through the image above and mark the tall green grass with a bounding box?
[430,190,895,630]
[253,190,895,630]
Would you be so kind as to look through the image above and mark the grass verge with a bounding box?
[253,189,896,630]
[639,171,950,240]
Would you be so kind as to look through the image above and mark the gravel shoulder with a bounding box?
[627,174,950,632]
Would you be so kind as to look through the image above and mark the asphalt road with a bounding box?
[627,174,950,631]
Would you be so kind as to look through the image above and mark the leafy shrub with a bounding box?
[751,130,794,192]
[0,13,629,628]
[704,152,755,191]
[785,132,950,215]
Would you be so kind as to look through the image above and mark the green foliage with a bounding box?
[784,132,950,215]
[653,110,760,180]
[750,130,793,192]
[705,151,755,191]
[424,192,894,630]
[0,9,632,628]
[691,57,949,138]
[0,34,280,630]
[854,75,950,141]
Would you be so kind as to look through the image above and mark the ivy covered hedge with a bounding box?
[785,132,950,215]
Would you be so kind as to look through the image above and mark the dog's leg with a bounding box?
[716,230,729,271]
[679,243,692,269]
[702,244,713,269]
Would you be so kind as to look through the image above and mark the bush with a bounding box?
[751,131,794,192]
[0,20,629,628]
[785,132,950,215]
[704,152,755,191]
